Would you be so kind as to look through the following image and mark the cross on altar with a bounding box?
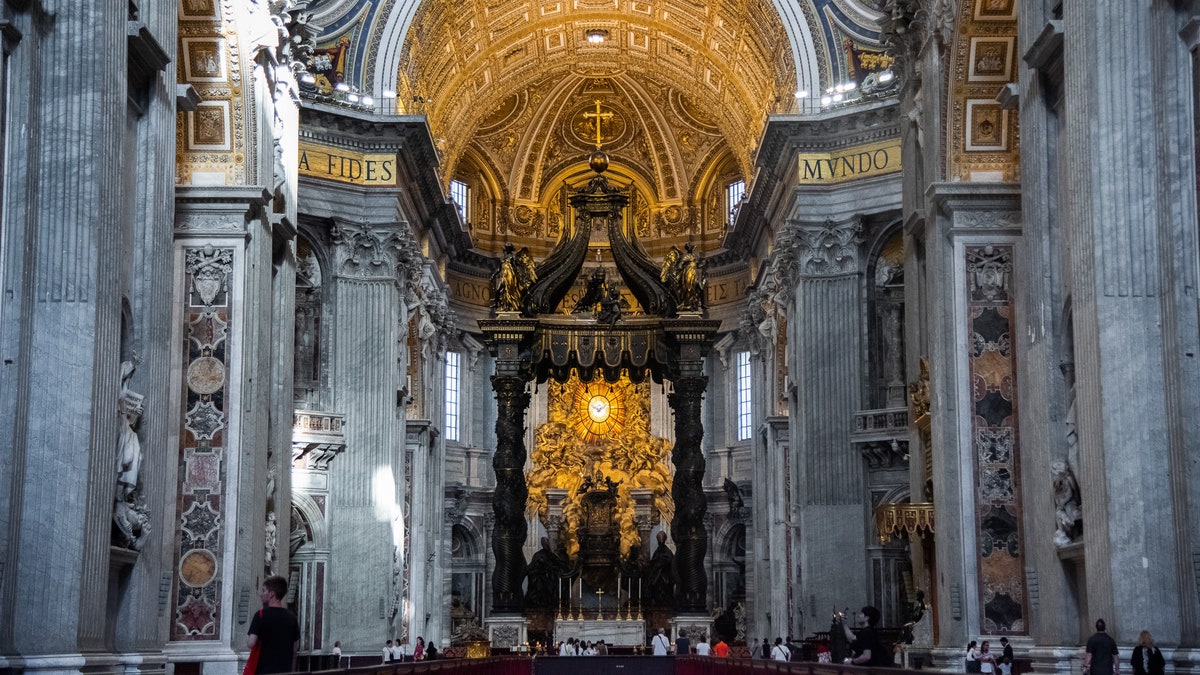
[595,587,605,617]
[583,100,613,149]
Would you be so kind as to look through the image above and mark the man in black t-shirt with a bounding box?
[842,606,892,667]
[248,575,301,675]
[1084,619,1119,675]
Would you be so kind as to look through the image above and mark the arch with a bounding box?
[290,490,330,553]
[451,522,484,562]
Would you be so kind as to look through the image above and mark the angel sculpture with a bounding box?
[572,266,607,313]
[660,242,706,311]
[492,243,537,312]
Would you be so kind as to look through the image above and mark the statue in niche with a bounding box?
[265,511,278,573]
[1051,460,1082,547]
[113,359,151,550]
[524,536,564,607]
[660,242,706,312]
[115,361,144,501]
[723,478,744,513]
[493,243,537,312]
[645,530,678,606]
[113,492,152,552]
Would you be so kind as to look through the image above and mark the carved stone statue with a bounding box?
[265,511,278,573]
[113,493,151,551]
[645,530,677,606]
[114,360,151,551]
[115,361,144,501]
[1051,460,1082,547]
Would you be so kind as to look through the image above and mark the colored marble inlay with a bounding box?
[966,244,1027,634]
[172,246,235,641]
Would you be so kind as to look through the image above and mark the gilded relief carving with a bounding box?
[526,377,673,560]
[948,0,1020,180]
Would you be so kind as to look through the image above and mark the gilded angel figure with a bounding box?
[492,243,537,312]
[659,242,706,311]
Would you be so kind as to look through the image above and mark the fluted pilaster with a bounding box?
[327,254,404,646]
[1062,0,1188,641]
[0,0,127,655]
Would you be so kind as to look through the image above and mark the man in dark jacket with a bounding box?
[1084,619,1119,675]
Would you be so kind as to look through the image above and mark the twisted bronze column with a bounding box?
[491,374,530,613]
[669,374,709,613]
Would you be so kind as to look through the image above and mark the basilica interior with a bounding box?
[4,0,1200,673]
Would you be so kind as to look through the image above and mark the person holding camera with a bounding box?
[840,606,891,667]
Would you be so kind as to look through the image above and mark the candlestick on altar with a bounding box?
[628,576,638,619]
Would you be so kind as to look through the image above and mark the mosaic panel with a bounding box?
[172,246,235,641]
[965,101,1009,152]
[181,37,227,82]
[966,244,1027,635]
[967,37,1014,83]
[974,0,1016,21]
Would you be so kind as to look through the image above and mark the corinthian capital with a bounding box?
[779,218,864,278]
[329,220,423,283]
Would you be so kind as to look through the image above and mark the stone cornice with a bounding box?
[174,186,272,238]
[927,182,1022,238]
[724,99,901,263]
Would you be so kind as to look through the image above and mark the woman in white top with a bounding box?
[979,641,998,675]
[772,638,790,661]
[966,641,981,672]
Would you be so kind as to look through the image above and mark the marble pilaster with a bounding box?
[324,220,412,648]
[0,0,137,662]
[784,218,868,630]
[1057,1,1200,643]
[925,184,1022,645]
[169,188,271,675]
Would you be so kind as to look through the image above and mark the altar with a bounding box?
[554,619,646,646]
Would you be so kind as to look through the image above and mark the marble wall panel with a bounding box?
[172,246,235,640]
[966,244,1027,635]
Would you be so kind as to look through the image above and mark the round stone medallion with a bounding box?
[187,356,225,395]
[180,548,217,588]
